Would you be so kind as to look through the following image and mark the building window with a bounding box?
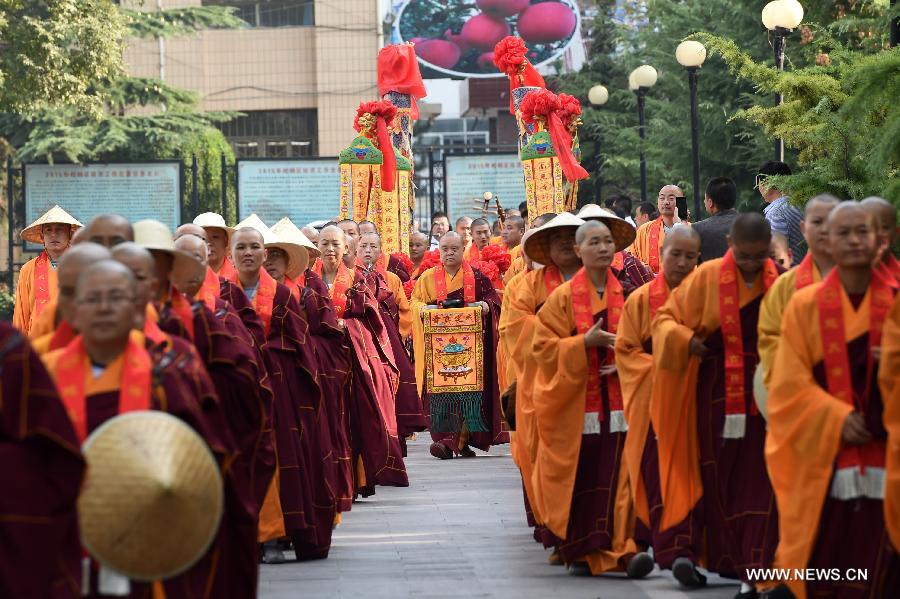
[219,110,317,158]
[203,0,314,28]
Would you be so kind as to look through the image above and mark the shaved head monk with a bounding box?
[110,243,161,333]
[499,212,584,559]
[358,220,378,236]
[615,225,701,573]
[530,219,652,577]
[172,235,208,298]
[40,259,240,597]
[652,213,779,594]
[502,215,526,251]
[466,218,493,262]
[313,225,409,497]
[411,230,506,460]
[861,196,899,287]
[86,214,133,248]
[0,320,84,596]
[30,242,112,354]
[302,225,320,246]
[174,223,208,242]
[630,184,684,273]
[766,202,900,598]
[409,231,429,277]
[759,194,840,389]
[337,220,360,269]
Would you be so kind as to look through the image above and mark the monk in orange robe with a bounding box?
[861,196,899,288]
[758,194,839,389]
[0,321,84,597]
[499,212,581,557]
[766,202,900,599]
[316,225,408,496]
[629,184,684,274]
[465,218,493,262]
[42,260,240,598]
[411,231,507,460]
[14,206,81,334]
[409,231,430,278]
[880,295,900,555]
[615,226,701,571]
[194,211,237,280]
[530,219,653,577]
[652,213,780,594]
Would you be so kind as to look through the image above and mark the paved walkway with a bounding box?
[258,437,739,599]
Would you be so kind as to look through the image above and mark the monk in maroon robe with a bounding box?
[229,226,339,562]
[42,260,239,598]
[316,225,408,497]
[0,322,84,598]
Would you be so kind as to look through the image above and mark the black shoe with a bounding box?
[430,442,453,460]
[760,585,795,599]
[567,561,591,576]
[672,557,707,588]
[626,552,655,579]
[260,543,286,564]
[460,445,476,458]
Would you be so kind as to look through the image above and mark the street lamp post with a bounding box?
[676,40,707,221]
[762,0,804,162]
[629,65,657,203]
[588,84,609,206]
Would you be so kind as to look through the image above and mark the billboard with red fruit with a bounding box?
[392,0,583,78]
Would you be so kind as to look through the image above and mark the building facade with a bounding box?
[124,0,384,157]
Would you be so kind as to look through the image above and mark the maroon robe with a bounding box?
[157,297,276,596]
[52,334,240,598]
[297,269,354,513]
[340,270,408,496]
[805,333,900,597]
[658,295,778,581]
[361,267,426,448]
[0,322,84,598]
[386,254,411,283]
[427,268,508,453]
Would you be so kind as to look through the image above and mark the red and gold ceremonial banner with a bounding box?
[423,306,487,433]
[571,267,626,434]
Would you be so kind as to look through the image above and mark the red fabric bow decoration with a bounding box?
[402,278,415,300]
[493,36,546,114]
[354,100,398,192]
[419,249,442,272]
[480,244,512,275]
[520,89,588,183]
[377,43,427,120]
[471,260,499,284]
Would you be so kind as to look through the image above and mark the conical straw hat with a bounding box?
[267,218,319,279]
[575,204,637,252]
[21,205,83,244]
[78,411,223,581]
[192,212,233,245]
[234,214,276,244]
[133,220,205,285]
[522,212,585,266]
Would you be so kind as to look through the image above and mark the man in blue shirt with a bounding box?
[757,161,805,265]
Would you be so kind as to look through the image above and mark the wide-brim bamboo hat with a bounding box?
[134,219,206,285]
[21,205,83,244]
[522,212,585,266]
[575,204,637,252]
[192,212,233,245]
[78,411,223,581]
[269,217,320,279]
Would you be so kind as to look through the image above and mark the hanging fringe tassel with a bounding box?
[583,412,601,435]
[429,393,487,433]
[829,467,886,500]
[609,409,628,434]
[722,413,746,439]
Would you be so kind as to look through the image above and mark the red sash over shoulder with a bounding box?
[435,261,475,303]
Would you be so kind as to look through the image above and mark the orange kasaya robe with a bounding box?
[13,252,58,335]
[531,269,637,574]
[378,264,412,339]
[880,295,900,552]
[31,304,163,357]
[615,276,669,529]
[499,265,566,526]
[629,218,685,274]
[758,254,823,387]
[504,254,526,285]
[768,273,898,599]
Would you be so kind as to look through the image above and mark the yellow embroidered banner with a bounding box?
[423,306,487,432]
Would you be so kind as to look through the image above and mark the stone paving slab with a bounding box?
[259,438,739,599]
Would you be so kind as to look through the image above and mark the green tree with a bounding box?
[558,0,895,214]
